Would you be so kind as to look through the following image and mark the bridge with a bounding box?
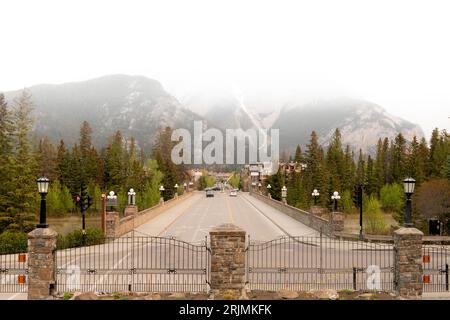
[1,190,448,299]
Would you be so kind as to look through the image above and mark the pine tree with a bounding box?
[0,94,14,212]
[374,138,385,194]
[7,91,38,232]
[365,155,377,196]
[305,131,327,205]
[294,145,303,163]
[391,133,407,183]
[326,128,345,194]
[56,139,70,187]
[104,130,126,191]
[342,145,355,191]
[36,136,57,181]
[355,149,366,186]
[406,136,426,184]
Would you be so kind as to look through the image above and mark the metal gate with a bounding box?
[246,235,394,291]
[55,236,210,293]
[0,251,28,293]
[423,245,449,292]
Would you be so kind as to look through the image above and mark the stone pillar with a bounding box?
[159,197,164,205]
[27,228,58,300]
[105,211,119,238]
[394,227,423,298]
[209,224,246,291]
[329,212,344,233]
[124,205,138,217]
[282,198,287,205]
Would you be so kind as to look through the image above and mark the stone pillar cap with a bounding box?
[28,227,58,238]
[210,223,245,234]
[394,227,424,236]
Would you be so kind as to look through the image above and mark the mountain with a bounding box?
[4,74,204,152]
[3,75,425,157]
[178,92,424,155]
[273,97,424,154]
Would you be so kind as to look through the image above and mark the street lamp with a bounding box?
[312,189,320,205]
[258,182,262,193]
[36,177,50,228]
[159,185,165,201]
[331,191,341,212]
[183,182,187,192]
[127,188,136,206]
[281,186,287,203]
[174,183,179,197]
[267,184,272,198]
[403,177,416,227]
[106,191,118,212]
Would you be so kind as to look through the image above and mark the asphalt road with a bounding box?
[134,190,320,241]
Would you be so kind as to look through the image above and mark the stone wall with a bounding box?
[250,192,333,236]
[209,224,246,291]
[394,227,423,298]
[114,192,193,237]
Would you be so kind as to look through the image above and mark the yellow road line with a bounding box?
[225,193,235,224]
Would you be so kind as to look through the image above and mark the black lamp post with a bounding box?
[403,177,416,227]
[36,177,50,228]
[267,184,272,198]
[312,189,320,205]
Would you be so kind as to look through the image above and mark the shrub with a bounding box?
[363,196,388,235]
[0,231,28,254]
[57,227,105,249]
[380,184,404,222]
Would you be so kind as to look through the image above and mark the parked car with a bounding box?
[206,189,214,197]
[230,190,237,197]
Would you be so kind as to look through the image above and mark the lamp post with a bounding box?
[403,177,416,227]
[106,191,118,212]
[127,188,136,206]
[281,186,287,204]
[331,191,341,212]
[174,183,179,198]
[183,182,187,192]
[267,184,272,198]
[258,182,262,194]
[36,177,50,228]
[159,185,165,203]
[311,189,320,206]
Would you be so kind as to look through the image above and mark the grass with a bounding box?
[63,292,74,300]
[343,211,399,235]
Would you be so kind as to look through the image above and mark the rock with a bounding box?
[277,290,299,299]
[74,292,99,300]
[169,292,185,299]
[309,289,339,300]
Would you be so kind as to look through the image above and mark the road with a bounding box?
[133,190,320,241]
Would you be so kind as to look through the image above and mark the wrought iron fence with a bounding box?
[246,235,394,292]
[0,249,28,293]
[423,245,449,292]
[55,235,209,293]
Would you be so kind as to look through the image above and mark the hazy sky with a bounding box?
[1,0,449,139]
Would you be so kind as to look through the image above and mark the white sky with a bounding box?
[1,0,449,139]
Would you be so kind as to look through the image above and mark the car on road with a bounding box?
[206,189,214,197]
[230,190,237,197]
